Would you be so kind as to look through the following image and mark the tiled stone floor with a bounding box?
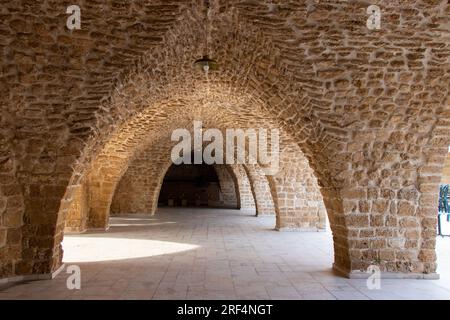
[1,208,449,300]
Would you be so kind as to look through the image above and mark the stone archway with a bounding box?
[213,164,240,209]
[243,164,275,216]
[1,1,448,283]
[65,112,326,235]
[109,157,244,214]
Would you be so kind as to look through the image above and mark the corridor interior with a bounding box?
[1,0,450,302]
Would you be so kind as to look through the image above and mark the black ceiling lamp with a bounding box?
[194,0,218,73]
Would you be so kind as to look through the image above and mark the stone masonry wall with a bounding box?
[0,159,24,278]
[269,145,327,231]
[1,1,448,279]
[441,152,450,184]
[110,154,240,214]
[229,165,256,212]
[244,164,276,216]
[213,165,239,208]
[64,183,89,233]
[110,152,165,214]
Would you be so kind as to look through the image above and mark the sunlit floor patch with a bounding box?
[62,237,199,263]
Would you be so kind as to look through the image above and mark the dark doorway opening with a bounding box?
[158,163,224,208]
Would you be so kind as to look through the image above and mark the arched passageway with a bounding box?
[1,1,449,298]
[113,162,241,210]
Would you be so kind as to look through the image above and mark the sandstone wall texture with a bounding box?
[243,164,275,216]
[0,159,24,277]
[441,152,450,184]
[229,165,256,211]
[1,0,449,279]
[110,148,170,214]
[270,145,328,230]
[214,165,239,208]
[64,183,88,233]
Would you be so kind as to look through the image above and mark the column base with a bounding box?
[255,212,276,217]
[276,226,327,232]
[0,264,66,288]
[240,208,257,214]
[333,264,440,279]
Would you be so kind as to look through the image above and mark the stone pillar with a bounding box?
[110,154,167,215]
[0,158,24,278]
[243,164,275,216]
[270,149,327,231]
[213,165,239,208]
[229,165,256,212]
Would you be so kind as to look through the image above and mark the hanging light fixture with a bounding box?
[194,0,219,72]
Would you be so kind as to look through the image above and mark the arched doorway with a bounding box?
[158,163,236,209]
[2,2,449,301]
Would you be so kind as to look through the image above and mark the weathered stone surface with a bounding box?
[1,0,449,279]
